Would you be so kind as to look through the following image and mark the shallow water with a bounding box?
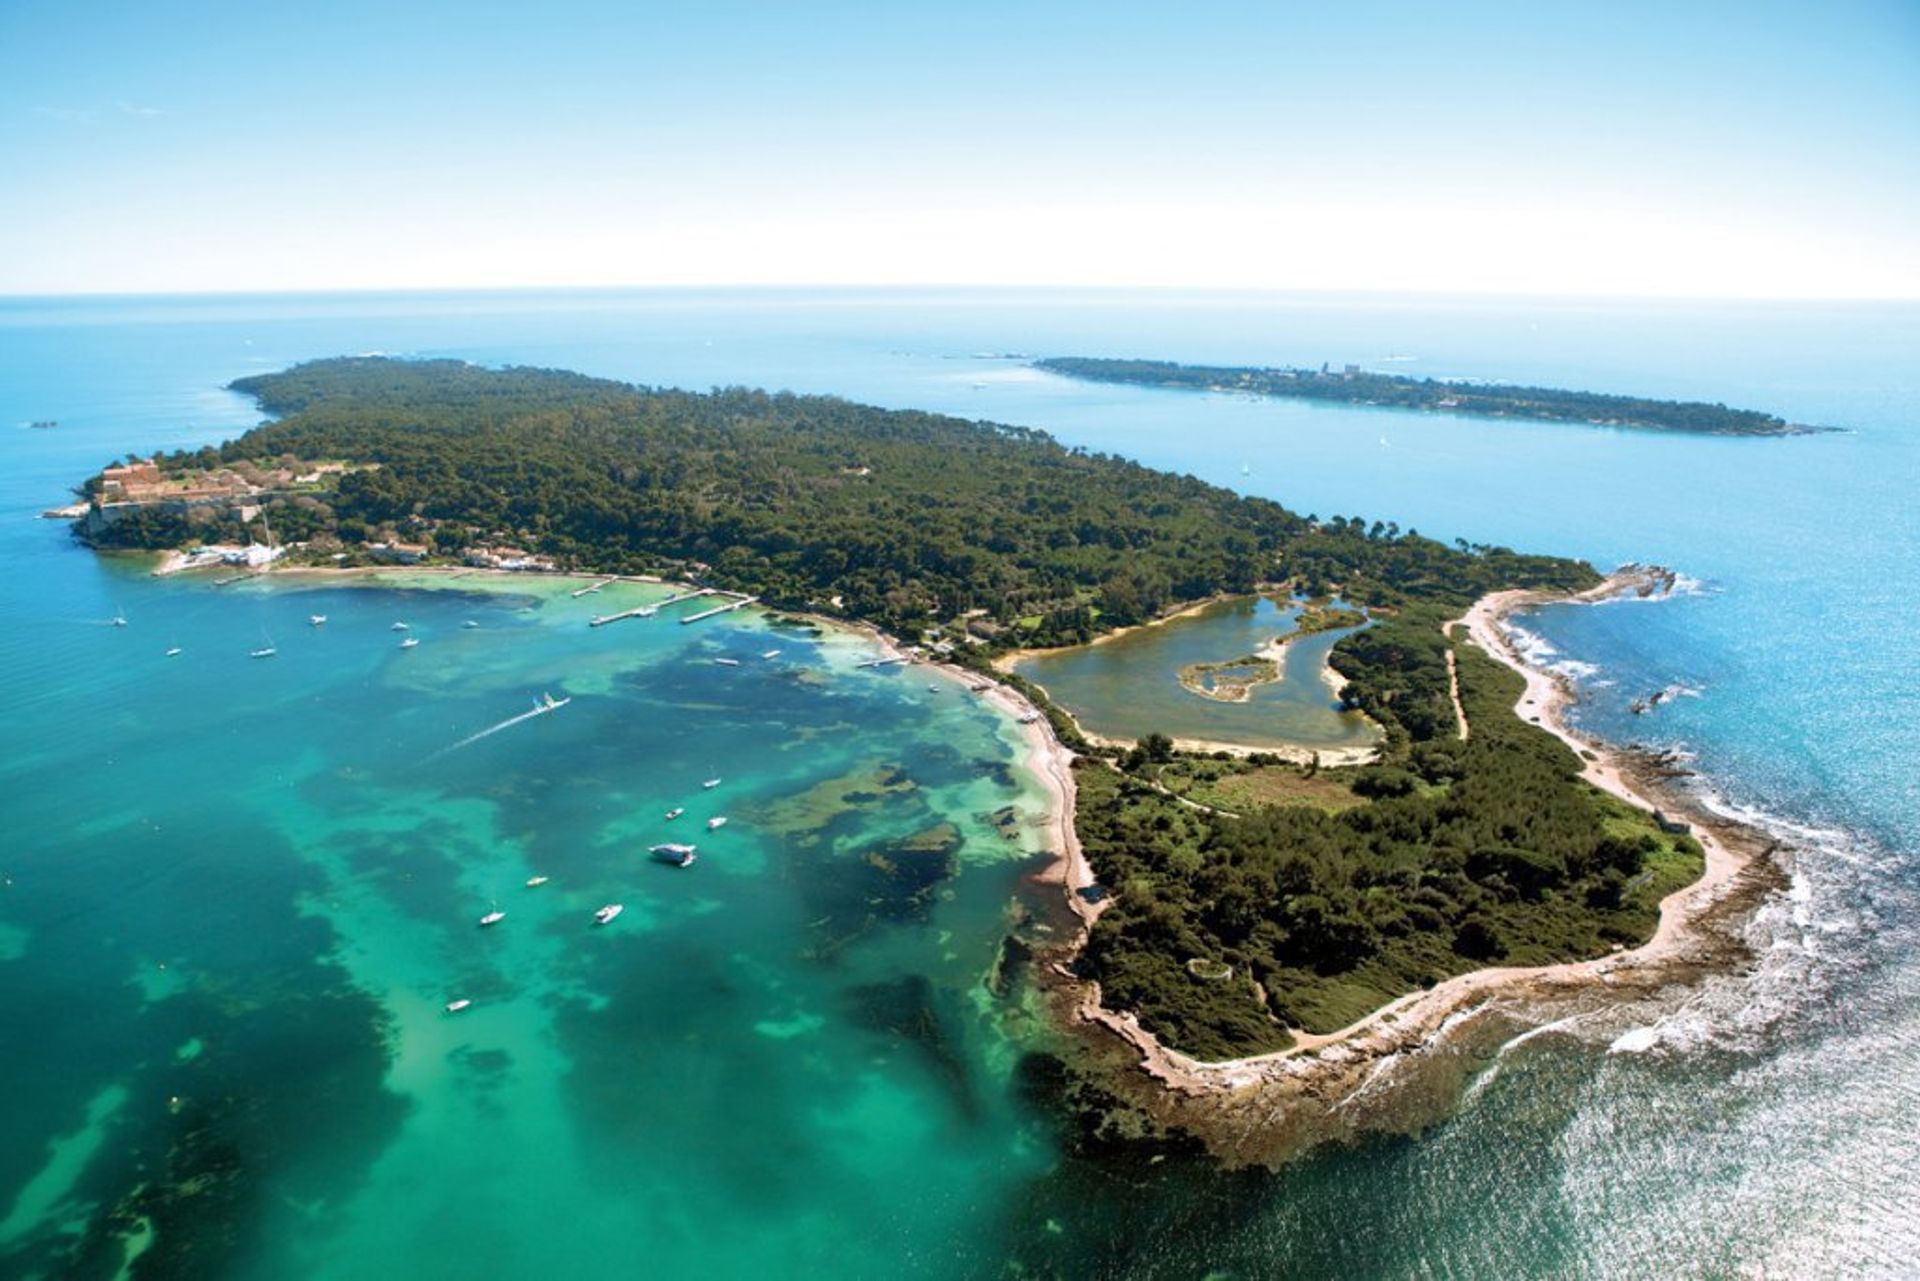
[1012,594,1377,752]
[1,289,1916,1277]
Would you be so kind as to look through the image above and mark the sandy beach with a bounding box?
[1036,566,1787,1166]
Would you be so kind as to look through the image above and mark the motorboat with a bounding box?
[714,657,741,667]
[310,614,327,626]
[445,999,473,1014]
[701,778,721,789]
[650,844,697,868]
[761,649,781,659]
[164,646,183,657]
[594,904,624,925]
[391,622,410,632]
[706,816,728,831]
[399,637,420,649]
[664,807,685,820]
[525,875,549,887]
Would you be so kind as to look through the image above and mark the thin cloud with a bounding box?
[116,101,166,118]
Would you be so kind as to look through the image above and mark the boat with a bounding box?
[28,420,57,430]
[927,683,940,692]
[650,843,697,867]
[761,649,781,659]
[164,646,183,658]
[1017,712,1041,724]
[701,778,721,789]
[250,631,277,659]
[525,875,549,887]
[664,807,685,820]
[478,907,505,927]
[594,903,624,925]
[445,999,472,1014]
[714,657,741,667]
[399,637,420,649]
[534,691,570,712]
[706,816,728,831]
[309,614,327,626]
[391,621,410,632]
[110,611,128,628]
[462,619,480,629]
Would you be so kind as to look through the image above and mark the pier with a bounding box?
[681,595,758,624]
[588,604,659,628]
[856,654,914,669]
[571,577,618,598]
[657,587,716,609]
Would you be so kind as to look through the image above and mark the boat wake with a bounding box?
[431,692,572,759]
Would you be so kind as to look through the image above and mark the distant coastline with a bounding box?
[1035,355,1831,436]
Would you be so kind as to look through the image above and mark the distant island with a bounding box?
[1035,355,1824,436]
[68,357,1764,1155]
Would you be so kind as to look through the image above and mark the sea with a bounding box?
[0,289,1914,1279]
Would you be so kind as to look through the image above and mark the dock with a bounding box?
[657,588,715,609]
[571,577,618,598]
[680,595,758,624]
[588,604,659,628]
[856,654,913,669]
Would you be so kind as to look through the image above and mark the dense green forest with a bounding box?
[1036,356,1816,436]
[80,357,1594,641]
[1074,604,1703,1060]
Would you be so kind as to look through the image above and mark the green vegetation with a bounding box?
[1037,356,1821,437]
[1075,604,1704,1060]
[77,357,1596,644]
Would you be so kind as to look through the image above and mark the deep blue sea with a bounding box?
[1,289,1915,1277]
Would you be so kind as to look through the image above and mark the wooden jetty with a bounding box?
[680,595,758,624]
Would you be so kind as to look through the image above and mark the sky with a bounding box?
[1,0,1916,298]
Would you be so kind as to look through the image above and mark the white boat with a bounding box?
[391,621,410,632]
[664,807,685,820]
[462,620,480,629]
[310,614,327,626]
[110,613,128,628]
[706,816,728,831]
[164,646,183,657]
[701,778,721,789]
[399,637,420,649]
[250,644,277,659]
[1017,712,1041,724]
[535,692,570,712]
[927,683,940,692]
[714,657,741,667]
[478,908,505,927]
[594,903,624,925]
[525,875,549,887]
[761,649,781,659]
[650,843,697,867]
[445,999,472,1014]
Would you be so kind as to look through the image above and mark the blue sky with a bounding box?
[1,0,1915,296]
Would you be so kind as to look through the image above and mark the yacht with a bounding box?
[706,816,728,831]
[664,807,685,821]
[462,620,480,629]
[399,636,420,649]
[164,646,183,658]
[594,903,624,925]
[109,613,128,628]
[391,621,410,632]
[714,657,741,667]
[524,875,549,888]
[701,778,722,789]
[650,843,697,868]
[309,614,327,626]
[478,908,505,927]
[445,999,473,1014]
[761,649,781,660]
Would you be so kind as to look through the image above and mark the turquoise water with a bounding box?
[1,289,1916,1276]
[1012,595,1378,752]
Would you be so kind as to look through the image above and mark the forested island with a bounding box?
[73,357,1703,1064]
[1035,356,1821,436]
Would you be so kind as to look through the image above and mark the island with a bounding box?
[70,357,1776,1163]
[1034,355,1825,436]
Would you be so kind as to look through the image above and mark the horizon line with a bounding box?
[3,281,1917,308]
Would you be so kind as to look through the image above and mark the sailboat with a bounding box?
[478,902,505,927]
[164,646,183,658]
[250,628,277,659]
